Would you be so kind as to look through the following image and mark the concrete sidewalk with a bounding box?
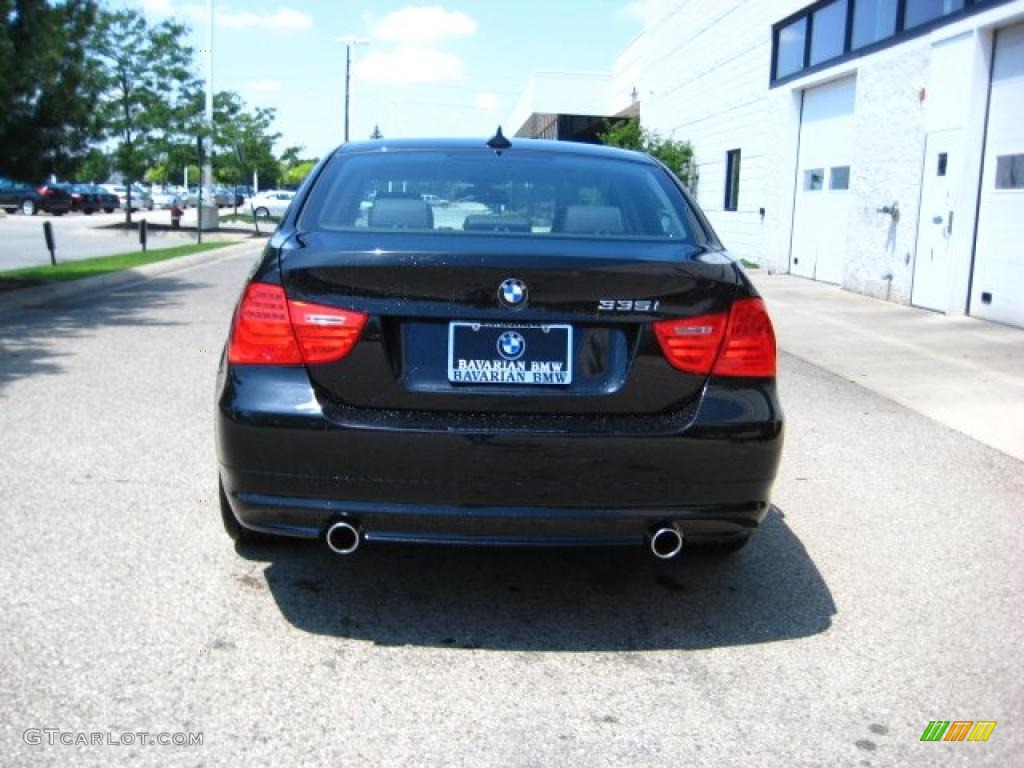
[752,272,1024,462]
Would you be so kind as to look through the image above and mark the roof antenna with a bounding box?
[487,126,512,152]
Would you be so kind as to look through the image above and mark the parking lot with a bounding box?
[0,208,249,271]
[0,244,1021,767]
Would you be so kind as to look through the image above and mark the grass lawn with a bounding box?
[0,241,234,283]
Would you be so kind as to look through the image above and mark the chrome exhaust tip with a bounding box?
[325,520,361,555]
[648,524,684,560]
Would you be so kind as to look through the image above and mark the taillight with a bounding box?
[713,298,776,377]
[653,297,776,378]
[653,314,727,374]
[288,300,367,364]
[227,283,367,366]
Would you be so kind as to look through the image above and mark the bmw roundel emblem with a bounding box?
[497,331,526,361]
[498,278,528,308]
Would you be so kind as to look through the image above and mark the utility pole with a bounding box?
[201,0,219,230]
[337,37,369,142]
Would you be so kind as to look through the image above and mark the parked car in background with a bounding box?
[249,189,295,218]
[102,185,139,212]
[89,185,120,213]
[0,178,72,215]
[100,184,153,212]
[421,193,449,207]
[180,186,227,208]
[34,183,72,215]
[132,185,154,211]
[150,187,178,209]
[54,183,101,214]
[213,187,233,207]
[0,177,41,215]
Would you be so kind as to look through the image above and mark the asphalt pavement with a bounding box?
[0,244,1020,766]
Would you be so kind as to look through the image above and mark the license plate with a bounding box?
[448,322,573,385]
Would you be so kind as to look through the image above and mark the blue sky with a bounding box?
[130,1,646,158]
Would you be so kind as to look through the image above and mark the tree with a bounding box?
[598,118,643,151]
[212,91,282,189]
[0,0,105,180]
[282,161,317,187]
[79,149,112,184]
[278,145,319,188]
[370,124,383,139]
[90,8,198,222]
[599,117,698,192]
[278,146,305,168]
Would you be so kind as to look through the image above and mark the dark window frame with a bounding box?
[724,149,741,211]
[771,0,1012,86]
[775,16,810,79]
[809,0,850,66]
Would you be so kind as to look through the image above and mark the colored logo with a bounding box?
[497,331,526,361]
[498,278,528,308]
[920,721,997,742]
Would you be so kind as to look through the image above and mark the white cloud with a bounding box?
[182,5,313,30]
[218,7,312,30]
[474,92,499,111]
[141,0,173,14]
[371,6,477,45]
[355,46,463,85]
[244,79,283,94]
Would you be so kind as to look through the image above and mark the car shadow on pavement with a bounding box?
[242,506,835,651]
[0,276,200,393]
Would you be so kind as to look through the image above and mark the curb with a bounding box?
[0,238,265,320]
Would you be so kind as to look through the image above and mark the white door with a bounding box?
[790,77,856,284]
[912,129,963,312]
[971,22,1024,328]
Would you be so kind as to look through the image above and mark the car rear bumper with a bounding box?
[216,366,783,546]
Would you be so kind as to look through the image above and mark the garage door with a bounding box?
[971,22,1024,328]
[790,76,856,284]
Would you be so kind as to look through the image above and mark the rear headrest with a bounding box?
[560,205,624,235]
[368,197,434,229]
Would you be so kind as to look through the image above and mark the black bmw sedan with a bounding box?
[216,136,783,560]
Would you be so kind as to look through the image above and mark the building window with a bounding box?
[811,0,849,65]
[772,0,991,85]
[830,166,851,190]
[804,168,825,191]
[995,154,1024,189]
[904,0,966,29]
[724,149,741,211]
[852,0,899,49]
[776,17,808,79]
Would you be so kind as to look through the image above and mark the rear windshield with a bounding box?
[300,149,706,243]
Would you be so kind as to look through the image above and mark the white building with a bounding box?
[512,0,1024,328]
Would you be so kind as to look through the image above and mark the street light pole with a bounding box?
[344,43,351,142]
[337,37,369,142]
[201,0,219,230]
